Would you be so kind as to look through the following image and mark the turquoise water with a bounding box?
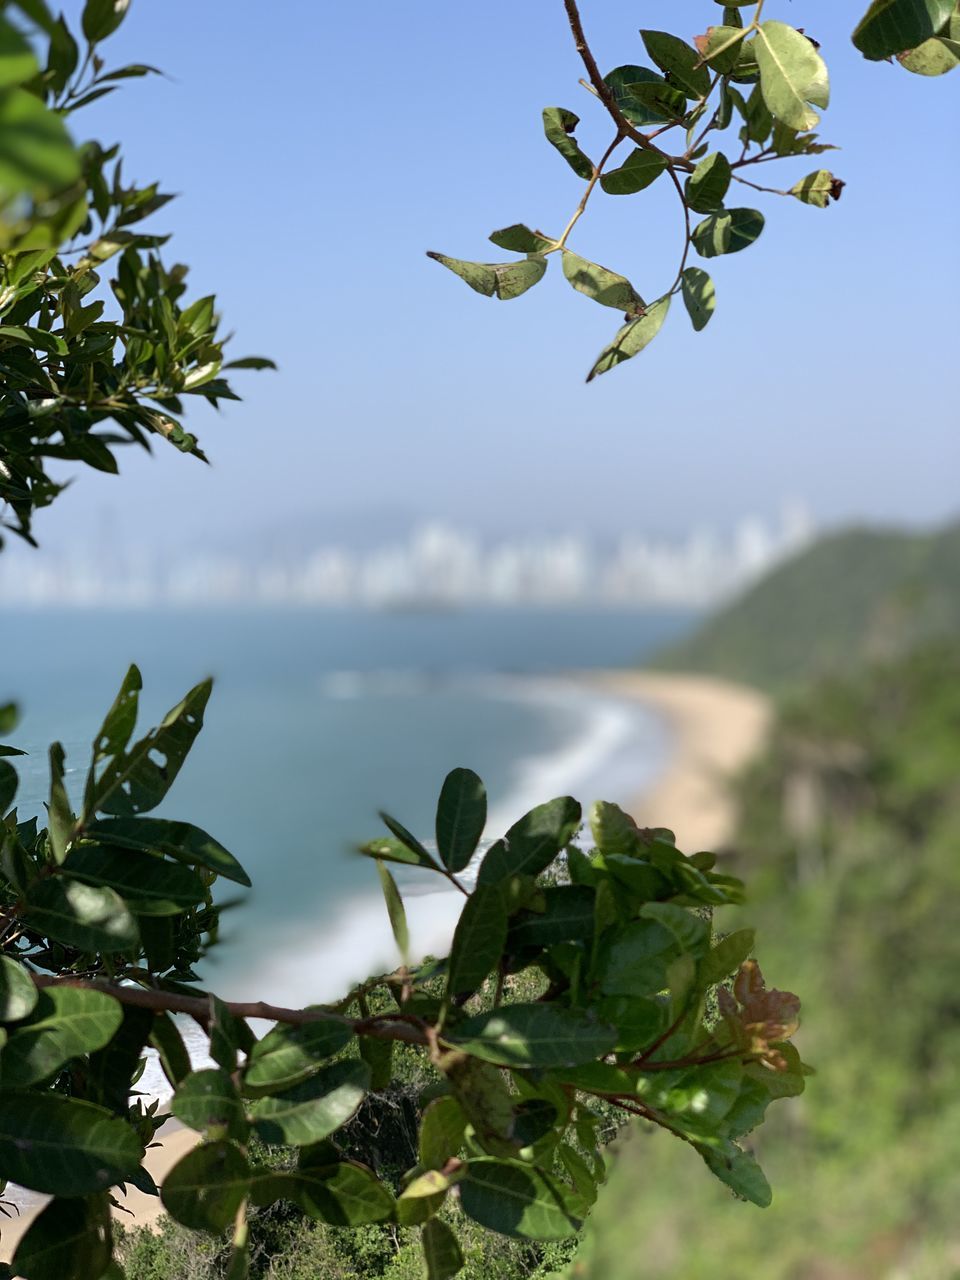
[2,606,694,994]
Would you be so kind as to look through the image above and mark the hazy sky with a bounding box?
[18,1,960,558]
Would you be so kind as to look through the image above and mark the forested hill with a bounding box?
[652,520,960,691]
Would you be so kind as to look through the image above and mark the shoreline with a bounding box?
[0,669,770,1262]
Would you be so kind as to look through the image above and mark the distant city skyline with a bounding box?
[1,502,815,609]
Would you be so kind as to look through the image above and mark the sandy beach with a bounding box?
[0,669,769,1263]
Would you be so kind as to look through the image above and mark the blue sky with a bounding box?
[23,1,960,554]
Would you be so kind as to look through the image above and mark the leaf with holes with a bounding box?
[89,678,212,817]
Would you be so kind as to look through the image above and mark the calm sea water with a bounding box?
[2,606,695,995]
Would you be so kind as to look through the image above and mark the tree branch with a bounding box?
[31,974,431,1046]
[561,0,690,168]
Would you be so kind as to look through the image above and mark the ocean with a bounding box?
[2,604,695,1010]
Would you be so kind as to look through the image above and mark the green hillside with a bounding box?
[654,521,960,690]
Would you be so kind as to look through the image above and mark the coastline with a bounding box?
[0,668,770,1262]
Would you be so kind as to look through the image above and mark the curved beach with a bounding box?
[0,670,770,1260]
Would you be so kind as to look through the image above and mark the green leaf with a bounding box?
[640,30,711,98]
[599,147,668,197]
[377,811,437,864]
[691,208,765,257]
[244,1017,354,1096]
[46,743,73,864]
[899,31,960,72]
[173,1069,248,1140]
[697,25,749,74]
[12,1194,111,1280]
[460,1160,584,1240]
[0,758,17,813]
[269,1160,396,1225]
[252,1058,369,1146]
[222,355,278,370]
[445,884,508,1000]
[602,66,675,126]
[374,860,409,961]
[436,767,487,873]
[586,295,671,381]
[541,107,594,179]
[478,797,580,885]
[596,918,680,997]
[790,169,841,207]
[560,252,646,316]
[698,1139,772,1206]
[681,267,717,332]
[755,22,830,132]
[0,1091,142,1196]
[508,884,595,949]
[426,252,547,300]
[451,1003,616,1068]
[0,955,38,1022]
[852,0,954,58]
[488,225,554,253]
[422,1217,464,1280]
[86,1004,154,1115]
[0,702,18,735]
[0,88,80,199]
[701,928,755,984]
[2,987,122,1087]
[595,995,668,1053]
[83,665,141,813]
[685,152,731,213]
[82,0,130,43]
[419,1097,467,1169]
[63,845,207,915]
[0,19,40,90]
[358,836,439,871]
[24,879,139,953]
[639,902,711,956]
[150,1012,192,1088]
[161,1139,250,1233]
[626,79,689,122]
[89,678,211,817]
[85,816,250,886]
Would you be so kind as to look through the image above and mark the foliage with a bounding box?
[427,0,957,379]
[652,519,960,691]
[0,659,807,1274]
[0,0,273,550]
[567,640,960,1277]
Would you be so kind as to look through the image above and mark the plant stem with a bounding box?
[554,130,625,251]
[31,973,431,1045]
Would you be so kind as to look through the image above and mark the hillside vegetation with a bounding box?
[571,640,960,1277]
[653,521,960,691]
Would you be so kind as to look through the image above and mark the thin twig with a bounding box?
[554,129,625,250]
